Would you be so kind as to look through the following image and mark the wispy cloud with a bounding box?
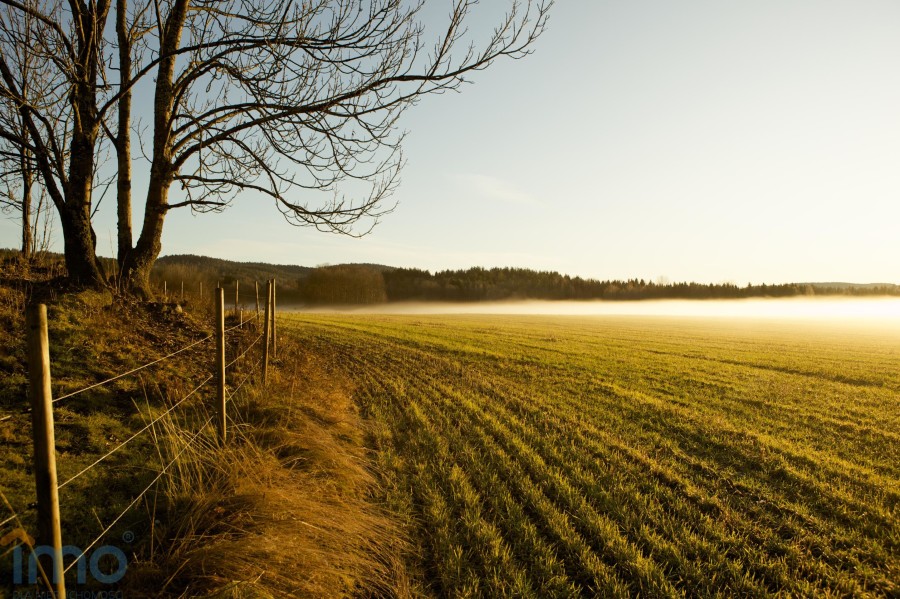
[455,173,542,207]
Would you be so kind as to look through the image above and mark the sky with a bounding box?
[3,1,900,285]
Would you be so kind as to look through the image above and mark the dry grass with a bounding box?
[126,338,415,598]
[0,257,412,598]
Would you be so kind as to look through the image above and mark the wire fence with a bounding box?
[62,415,216,576]
[4,281,278,596]
[53,334,213,404]
[56,374,215,490]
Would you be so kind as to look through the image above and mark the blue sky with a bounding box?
[3,1,899,284]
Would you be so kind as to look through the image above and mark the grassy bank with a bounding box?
[282,313,900,597]
[0,264,409,597]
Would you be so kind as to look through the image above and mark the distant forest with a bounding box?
[152,255,900,305]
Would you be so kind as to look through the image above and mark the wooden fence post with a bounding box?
[181,280,184,301]
[255,281,260,323]
[26,304,65,598]
[163,280,167,299]
[215,288,226,444]
[199,281,203,300]
[262,280,271,385]
[271,277,277,359]
[234,281,239,316]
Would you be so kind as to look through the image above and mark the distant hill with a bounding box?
[152,255,395,304]
[149,254,900,305]
[156,254,311,282]
[5,249,896,304]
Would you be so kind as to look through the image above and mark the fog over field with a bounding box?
[287,297,900,323]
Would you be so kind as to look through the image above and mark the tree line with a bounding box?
[380,267,900,303]
[156,259,894,304]
[15,252,892,304]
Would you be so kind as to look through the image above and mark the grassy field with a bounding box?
[282,313,899,598]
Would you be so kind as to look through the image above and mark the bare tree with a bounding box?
[0,117,34,258]
[117,0,551,295]
[0,0,112,285]
[1,0,551,294]
[0,1,54,260]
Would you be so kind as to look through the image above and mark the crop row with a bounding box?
[283,315,899,597]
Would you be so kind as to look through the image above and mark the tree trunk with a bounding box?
[59,201,104,286]
[56,1,110,289]
[20,147,32,260]
[115,0,133,272]
[121,0,189,297]
[122,171,170,297]
[64,92,105,287]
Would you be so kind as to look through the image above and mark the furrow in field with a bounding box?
[464,352,899,527]
[352,342,780,592]
[379,331,896,595]
[303,316,899,478]
[281,316,899,597]
[410,361,835,596]
[350,348,629,596]
[462,361,899,595]
[405,369,686,597]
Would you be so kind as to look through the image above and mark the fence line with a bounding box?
[16,279,278,594]
[216,288,227,443]
[52,320,250,405]
[63,415,215,576]
[57,374,215,490]
[226,332,265,370]
[53,334,213,403]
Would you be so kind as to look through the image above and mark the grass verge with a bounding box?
[0,259,410,598]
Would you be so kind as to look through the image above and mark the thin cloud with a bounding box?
[455,173,543,207]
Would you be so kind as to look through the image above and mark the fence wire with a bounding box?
[64,415,215,575]
[54,334,213,403]
[227,355,263,403]
[55,321,264,488]
[57,374,214,490]
[225,332,265,370]
[224,321,245,334]
[18,299,274,586]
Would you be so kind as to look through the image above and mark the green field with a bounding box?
[282,314,899,598]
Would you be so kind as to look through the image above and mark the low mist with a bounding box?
[285,297,900,322]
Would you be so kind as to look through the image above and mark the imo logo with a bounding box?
[2,529,127,585]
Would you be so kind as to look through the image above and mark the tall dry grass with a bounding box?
[124,330,414,598]
[0,260,413,597]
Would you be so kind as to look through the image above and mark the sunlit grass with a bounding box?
[283,313,900,597]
